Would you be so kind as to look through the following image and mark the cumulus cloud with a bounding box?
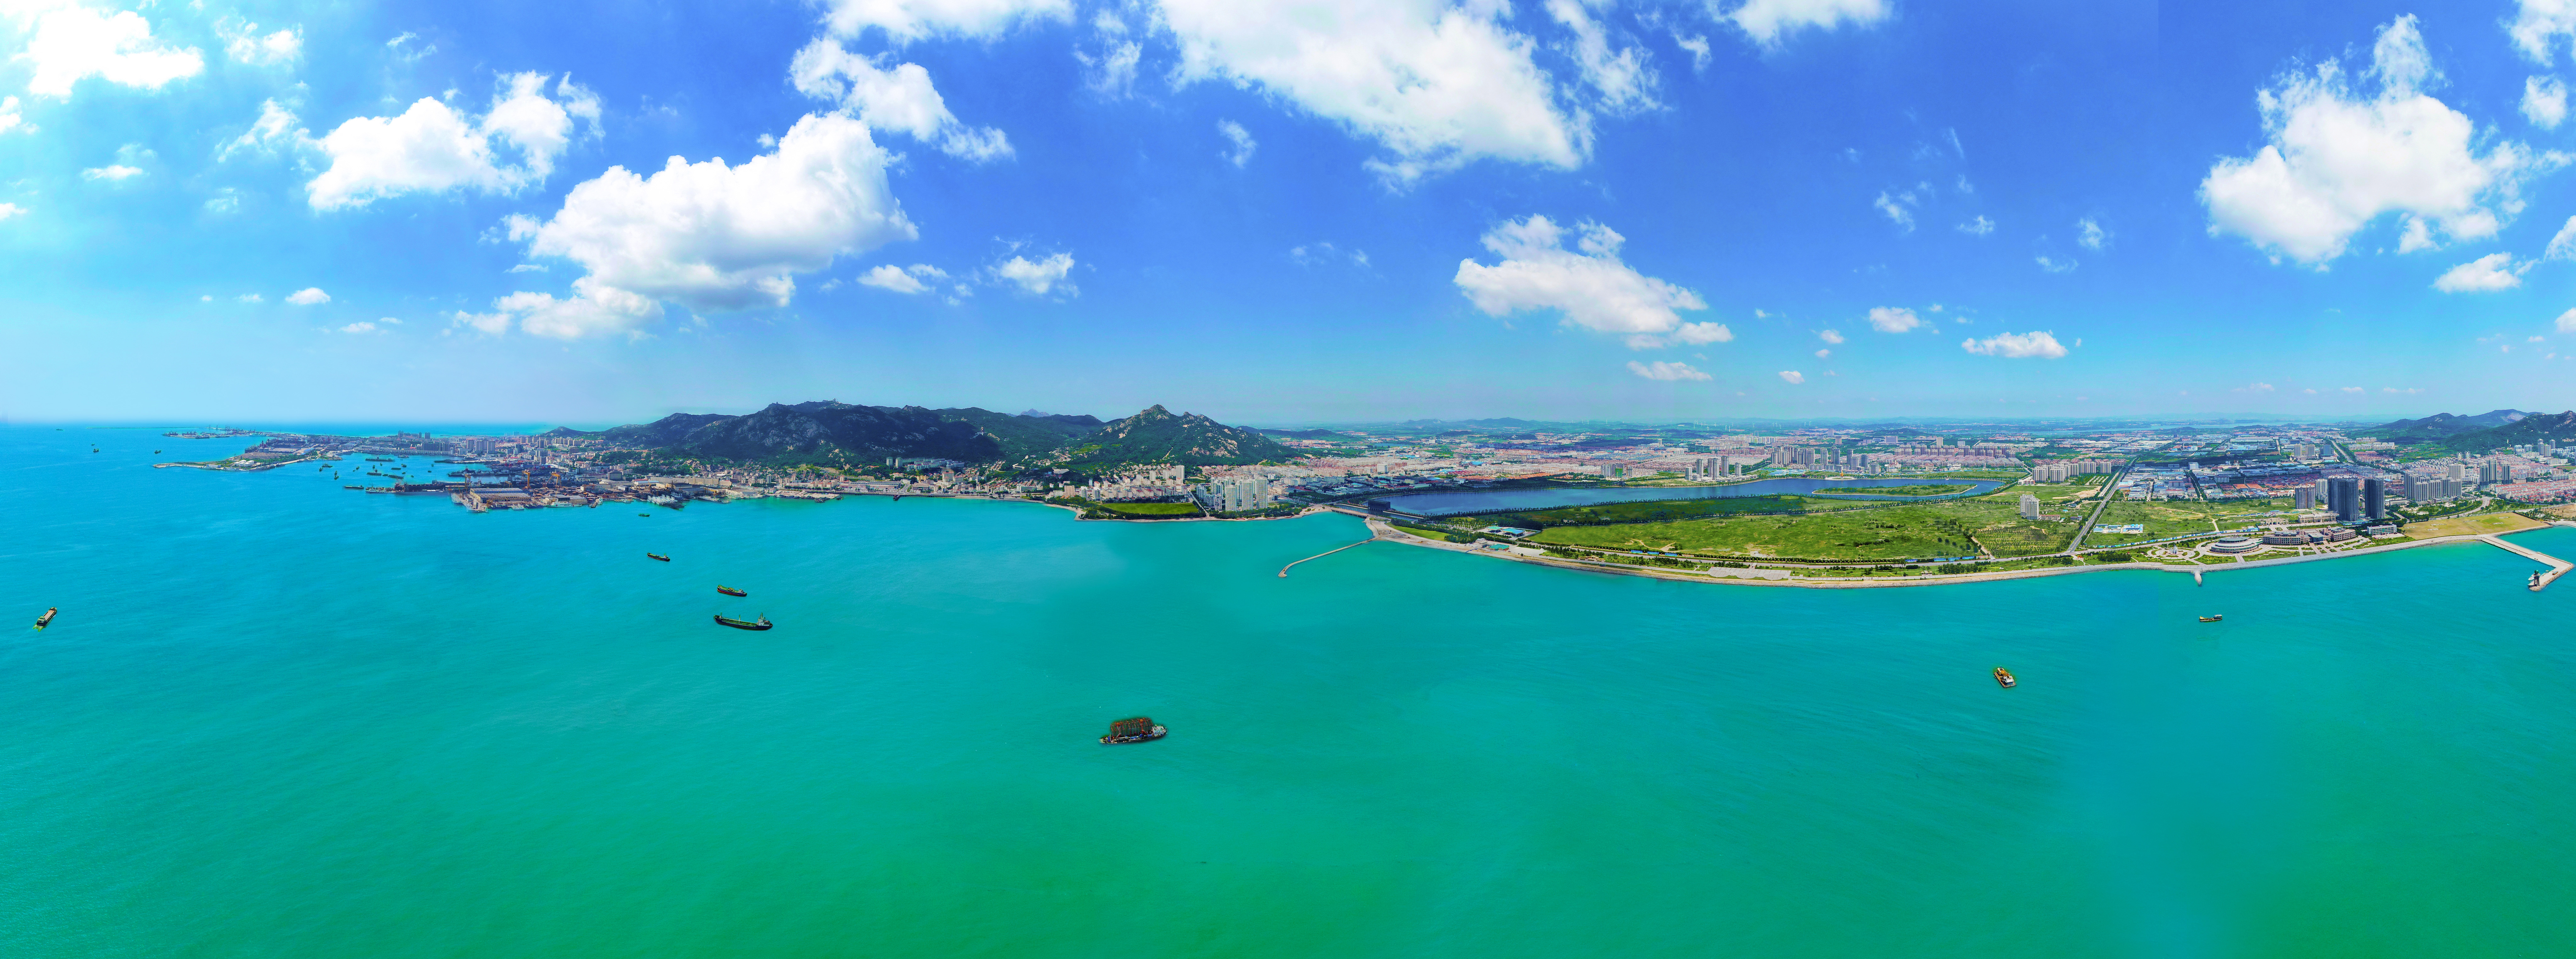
[453,281,663,340]
[285,287,330,305]
[333,321,384,334]
[1628,360,1711,381]
[2549,216,2576,260]
[2035,254,2078,273]
[2528,75,2570,128]
[238,293,263,302]
[0,97,24,135]
[1873,190,1915,231]
[2432,252,2527,291]
[1454,215,1715,349]
[80,164,142,180]
[217,17,301,65]
[818,0,1072,44]
[309,73,599,210]
[219,98,312,159]
[1813,348,1830,359]
[2512,0,2576,63]
[993,252,1075,295]
[1727,0,1890,46]
[16,4,204,98]
[1777,370,1804,384]
[1818,329,1844,344]
[789,39,1012,161]
[859,263,948,293]
[1545,0,1659,115]
[2203,16,2539,265]
[2557,307,2576,332]
[510,112,915,325]
[1956,215,1993,236]
[1864,306,1921,333]
[1962,330,2069,358]
[1217,119,1256,167]
[2077,217,2110,250]
[0,202,25,220]
[1159,0,1588,184]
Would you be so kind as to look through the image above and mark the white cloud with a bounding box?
[506,263,546,273]
[1672,32,1711,73]
[2035,254,2077,273]
[16,4,204,98]
[1956,215,1993,236]
[1726,0,1890,46]
[1159,0,1588,184]
[1629,360,1711,381]
[2512,0,2576,63]
[2528,75,2569,128]
[789,39,1012,161]
[2203,16,2537,265]
[514,112,916,321]
[2341,385,2364,393]
[860,263,948,293]
[1817,328,1844,344]
[817,0,1072,44]
[1217,119,1256,167]
[458,281,664,340]
[1777,370,1804,384]
[2384,387,2422,394]
[1962,330,2069,358]
[1545,0,1658,115]
[333,321,384,335]
[0,202,25,220]
[217,18,301,65]
[2077,217,2110,250]
[1813,348,1830,359]
[2237,382,2275,392]
[285,287,330,305]
[1290,241,1369,267]
[1454,215,1713,349]
[1078,38,1142,96]
[1864,306,1920,333]
[1671,321,1733,344]
[238,293,263,303]
[219,98,312,159]
[2551,217,2576,260]
[0,96,23,135]
[994,252,1075,295]
[1873,190,1914,231]
[308,73,597,210]
[80,164,142,180]
[2432,252,2527,291]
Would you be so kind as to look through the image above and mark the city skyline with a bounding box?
[12,0,2576,423]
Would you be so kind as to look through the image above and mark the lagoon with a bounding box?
[4,426,2574,957]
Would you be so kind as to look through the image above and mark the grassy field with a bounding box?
[1812,484,1974,496]
[2206,496,2301,526]
[2083,500,2223,546]
[2405,512,2546,538]
[1102,502,1201,517]
[1460,494,1853,527]
[1527,499,2081,560]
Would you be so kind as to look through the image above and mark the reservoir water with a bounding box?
[5,426,2574,957]
[1385,475,2009,516]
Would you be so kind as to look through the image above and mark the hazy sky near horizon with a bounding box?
[9,0,2576,425]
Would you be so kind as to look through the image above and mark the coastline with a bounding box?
[1363,516,2576,590]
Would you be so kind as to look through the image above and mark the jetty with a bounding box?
[2482,535,2573,591]
[1279,536,1379,577]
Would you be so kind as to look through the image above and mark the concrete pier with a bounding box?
[1279,537,1379,577]
[2482,535,2572,591]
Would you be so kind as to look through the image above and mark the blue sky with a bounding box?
[8,0,2576,425]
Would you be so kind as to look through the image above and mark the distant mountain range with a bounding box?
[2357,409,2572,453]
[572,401,1294,469]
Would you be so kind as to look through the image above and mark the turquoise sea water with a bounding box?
[5,426,2575,957]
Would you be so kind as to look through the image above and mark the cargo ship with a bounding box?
[2199,614,2223,623]
[1992,667,2015,688]
[1100,717,1167,744]
[647,552,670,562]
[713,613,772,631]
[33,607,56,630]
[717,586,746,597]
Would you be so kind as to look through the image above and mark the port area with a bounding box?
[2483,535,2575,591]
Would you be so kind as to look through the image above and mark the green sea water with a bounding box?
[5,426,2575,957]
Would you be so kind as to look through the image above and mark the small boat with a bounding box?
[713,613,772,631]
[638,513,651,517]
[717,585,746,597]
[1100,717,1166,744]
[33,607,56,630]
[647,552,670,562]
[2199,615,2223,623]
[343,485,364,490]
[1993,667,2015,688]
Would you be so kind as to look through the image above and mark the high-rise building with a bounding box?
[2295,486,2317,510]
[2447,461,2466,482]
[2018,493,2040,520]
[2362,478,2385,520]
[2329,477,2360,522]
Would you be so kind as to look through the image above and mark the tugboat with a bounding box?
[647,552,671,562]
[1993,667,2016,688]
[716,585,746,597]
[2199,614,2223,623]
[713,613,772,631]
[33,607,57,630]
[1100,717,1167,744]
